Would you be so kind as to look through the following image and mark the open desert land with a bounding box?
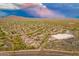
[0,16,79,55]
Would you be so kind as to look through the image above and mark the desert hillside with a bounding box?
[0,16,79,51]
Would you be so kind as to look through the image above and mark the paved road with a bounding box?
[0,49,79,56]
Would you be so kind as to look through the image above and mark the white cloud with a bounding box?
[0,3,65,18]
[22,3,64,18]
[0,3,20,9]
[0,3,47,9]
[37,3,47,8]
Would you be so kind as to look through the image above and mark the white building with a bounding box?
[49,33,74,40]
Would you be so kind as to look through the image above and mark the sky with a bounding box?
[0,3,79,18]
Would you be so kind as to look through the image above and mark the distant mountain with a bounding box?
[1,16,78,21]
